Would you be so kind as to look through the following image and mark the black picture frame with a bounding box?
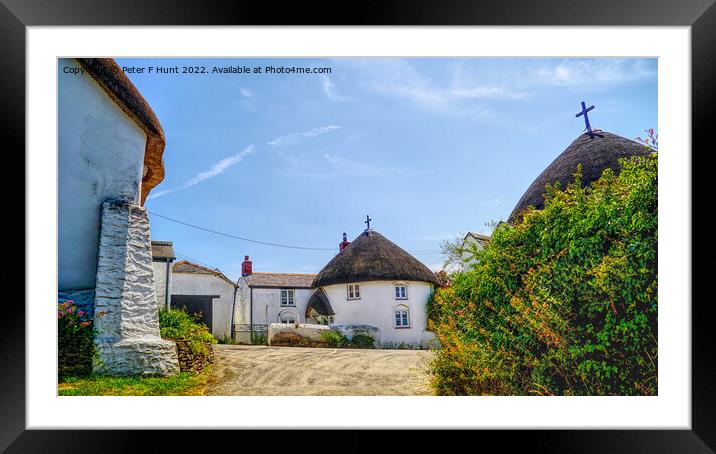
[7,0,712,451]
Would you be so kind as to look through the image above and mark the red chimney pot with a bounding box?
[242,256,253,276]
[339,232,350,252]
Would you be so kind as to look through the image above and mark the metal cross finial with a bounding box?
[365,214,372,230]
[575,101,596,138]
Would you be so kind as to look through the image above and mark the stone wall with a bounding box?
[267,323,331,345]
[175,341,214,374]
[93,199,179,376]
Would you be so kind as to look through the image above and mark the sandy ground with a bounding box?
[206,344,435,396]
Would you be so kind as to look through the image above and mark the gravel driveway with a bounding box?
[206,344,434,396]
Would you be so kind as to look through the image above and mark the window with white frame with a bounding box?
[395,284,408,300]
[395,306,410,328]
[347,284,361,300]
[280,289,295,306]
[280,315,296,324]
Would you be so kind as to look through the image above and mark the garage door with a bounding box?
[171,294,216,330]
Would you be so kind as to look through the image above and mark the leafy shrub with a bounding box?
[58,300,95,379]
[319,330,348,347]
[382,341,421,350]
[250,332,268,345]
[271,331,323,347]
[159,307,216,356]
[348,334,375,349]
[429,154,658,396]
[217,334,238,345]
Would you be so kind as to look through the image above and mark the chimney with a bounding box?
[241,255,253,276]
[339,232,350,252]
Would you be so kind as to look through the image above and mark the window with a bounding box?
[347,284,361,300]
[280,316,295,324]
[395,307,410,328]
[281,289,295,306]
[395,284,408,300]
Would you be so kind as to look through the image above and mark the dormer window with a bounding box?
[280,289,295,306]
[347,284,361,300]
[395,284,408,300]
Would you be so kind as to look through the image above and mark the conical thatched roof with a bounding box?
[312,230,438,288]
[508,130,651,223]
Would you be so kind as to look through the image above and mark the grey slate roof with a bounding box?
[151,241,175,261]
[508,130,651,223]
[243,272,317,288]
[312,230,439,288]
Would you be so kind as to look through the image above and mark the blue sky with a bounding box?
[116,57,657,280]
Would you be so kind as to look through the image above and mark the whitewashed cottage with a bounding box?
[236,227,439,348]
[58,58,178,376]
[310,228,438,347]
[234,256,317,342]
[170,261,238,339]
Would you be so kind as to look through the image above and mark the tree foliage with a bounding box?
[429,153,658,396]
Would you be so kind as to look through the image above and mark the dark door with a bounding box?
[171,295,215,330]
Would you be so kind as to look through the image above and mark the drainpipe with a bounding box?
[249,287,253,343]
[164,259,172,309]
[230,280,238,340]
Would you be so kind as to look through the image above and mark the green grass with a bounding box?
[58,367,212,396]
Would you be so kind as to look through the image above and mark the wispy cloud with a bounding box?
[267,125,342,146]
[288,151,423,179]
[321,75,349,101]
[349,59,527,117]
[148,145,255,199]
[239,87,253,98]
[535,59,656,87]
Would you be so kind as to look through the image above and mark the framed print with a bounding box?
[8,0,714,451]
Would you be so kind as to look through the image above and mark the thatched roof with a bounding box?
[305,288,335,317]
[243,273,316,289]
[312,230,438,288]
[508,130,651,223]
[76,58,166,205]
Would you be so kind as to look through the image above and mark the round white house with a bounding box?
[308,229,439,348]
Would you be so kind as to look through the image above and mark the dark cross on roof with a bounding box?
[575,101,596,138]
[364,214,372,230]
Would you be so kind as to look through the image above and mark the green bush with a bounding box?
[319,330,348,347]
[348,334,375,349]
[217,334,238,345]
[58,300,96,379]
[429,154,658,396]
[159,307,216,356]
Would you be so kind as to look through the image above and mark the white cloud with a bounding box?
[239,87,253,98]
[535,59,656,87]
[147,145,255,200]
[321,75,349,101]
[267,125,342,146]
[352,59,527,116]
[184,145,255,188]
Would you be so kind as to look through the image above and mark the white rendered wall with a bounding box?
[322,281,433,347]
[234,278,251,325]
[171,273,236,338]
[152,261,172,309]
[249,288,313,326]
[58,58,147,291]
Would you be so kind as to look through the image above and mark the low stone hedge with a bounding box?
[267,323,331,345]
[175,340,214,374]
